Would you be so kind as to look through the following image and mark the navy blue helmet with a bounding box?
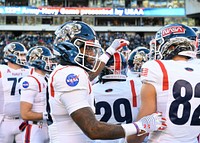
[99,52,127,83]
[26,46,57,72]
[155,23,197,60]
[53,21,102,72]
[54,21,97,45]
[3,42,27,66]
[128,47,149,73]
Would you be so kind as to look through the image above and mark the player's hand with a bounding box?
[106,39,129,55]
[135,112,167,136]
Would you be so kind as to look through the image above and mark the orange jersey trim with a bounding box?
[130,80,137,107]
[28,75,41,92]
[50,66,68,97]
[155,60,169,91]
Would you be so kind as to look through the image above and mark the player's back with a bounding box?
[0,64,31,116]
[141,60,200,143]
[91,79,141,143]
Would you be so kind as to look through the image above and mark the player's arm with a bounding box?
[126,82,157,143]
[20,101,43,121]
[72,106,125,140]
[89,39,129,81]
[61,88,166,140]
[20,79,45,121]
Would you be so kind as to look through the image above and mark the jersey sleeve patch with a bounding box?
[141,68,148,76]
[66,73,79,87]
[22,81,29,88]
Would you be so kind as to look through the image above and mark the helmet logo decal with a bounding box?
[64,22,82,39]
[162,26,185,37]
[141,68,148,77]
[133,51,148,72]
[22,81,29,88]
[66,74,79,87]
[71,22,82,34]
[29,48,43,61]
[7,43,15,53]
[31,48,43,57]
[134,51,147,63]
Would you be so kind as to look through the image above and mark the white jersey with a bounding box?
[141,60,200,143]
[188,58,200,64]
[0,64,32,117]
[91,79,141,143]
[20,71,47,113]
[20,71,49,143]
[48,65,93,143]
[127,69,141,81]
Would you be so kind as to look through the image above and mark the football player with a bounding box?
[20,46,56,143]
[127,46,150,80]
[127,46,150,143]
[0,42,32,143]
[47,21,166,143]
[127,23,200,143]
[91,52,141,143]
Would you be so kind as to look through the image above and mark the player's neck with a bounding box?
[34,68,46,76]
[172,56,188,61]
[7,62,22,70]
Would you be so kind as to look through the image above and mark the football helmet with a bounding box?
[149,39,156,60]
[155,23,197,60]
[99,52,127,83]
[128,47,149,73]
[53,21,102,72]
[3,42,27,66]
[54,21,97,45]
[118,46,131,61]
[26,46,57,72]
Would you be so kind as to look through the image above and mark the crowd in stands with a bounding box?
[0,32,154,63]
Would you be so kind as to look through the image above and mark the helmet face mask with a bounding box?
[155,23,197,60]
[27,46,57,72]
[74,39,102,72]
[3,42,27,66]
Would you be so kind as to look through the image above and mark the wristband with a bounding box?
[133,122,140,134]
[106,46,116,56]
[42,112,48,120]
[105,51,112,58]
[99,53,110,64]
[121,123,138,137]
[134,121,147,136]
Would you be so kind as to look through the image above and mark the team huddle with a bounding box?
[0,21,199,143]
